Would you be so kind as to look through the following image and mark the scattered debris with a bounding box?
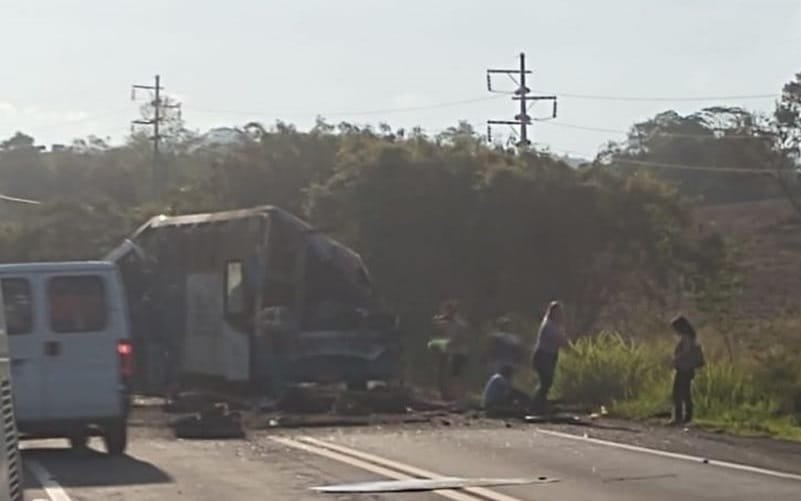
[602,473,678,483]
[171,403,245,439]
[312,476,558,493]
[524,413,587,425]
[252,413,431,430]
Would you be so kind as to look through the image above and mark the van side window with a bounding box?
[48,276,107,333]
[1,278,33,335]
[225,261,245,315]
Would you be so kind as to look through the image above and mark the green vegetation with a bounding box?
[2,72,801,439]
[553,333,801,440]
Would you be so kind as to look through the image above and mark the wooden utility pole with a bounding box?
[132,75,179,199]
[487,52,557,149]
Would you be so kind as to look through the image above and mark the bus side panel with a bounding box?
[183,272,225,378]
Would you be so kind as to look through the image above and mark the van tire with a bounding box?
[103,420,127,455]
[68,434,88,450]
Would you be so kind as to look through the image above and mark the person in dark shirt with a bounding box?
[670,315,706,425]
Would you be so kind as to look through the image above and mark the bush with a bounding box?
[552,331,667,406]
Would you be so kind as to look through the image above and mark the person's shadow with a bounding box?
[21,446,172,488]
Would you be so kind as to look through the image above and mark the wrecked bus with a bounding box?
[105,206,399,394]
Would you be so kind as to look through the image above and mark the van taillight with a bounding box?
[117,340,133,379]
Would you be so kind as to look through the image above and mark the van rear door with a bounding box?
[1,276,44,423]
[43,273,121,419]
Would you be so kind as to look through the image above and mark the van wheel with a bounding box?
[68,433,88,450]
[103,420,128,456]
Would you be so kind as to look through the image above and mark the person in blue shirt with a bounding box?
[482,364,528,415]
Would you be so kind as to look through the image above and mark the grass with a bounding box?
[545,331,801,441]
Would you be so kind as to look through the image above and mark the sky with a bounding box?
[0,0,799,159]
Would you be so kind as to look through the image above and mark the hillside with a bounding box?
[700,198,801,323]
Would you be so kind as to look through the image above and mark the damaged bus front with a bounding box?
[106,206,400,393]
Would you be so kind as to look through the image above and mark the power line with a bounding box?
[542,120,778,140]
[536,91,778,103]
[27,108,130,131]
[610,158,775,174]
[487,52,557,148]
[185,95,505,120]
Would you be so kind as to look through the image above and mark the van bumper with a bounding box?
[17,416,128,440]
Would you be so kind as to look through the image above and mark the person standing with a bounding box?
[428,300,470,401]
[530,301,568,413]
[670,315,705,425]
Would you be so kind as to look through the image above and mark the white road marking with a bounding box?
[535,428,801,482]
[25,460,73,501]
[298,436,531,501]
[271,436,479,501]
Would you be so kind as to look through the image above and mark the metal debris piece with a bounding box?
[603,473,678,483]
[312,476,558,493]
[172,402,245,439]
[524,413,585,425]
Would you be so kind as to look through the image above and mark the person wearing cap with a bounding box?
[670,315,706,424]
[530,301,568,413]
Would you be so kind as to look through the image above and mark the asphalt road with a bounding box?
[20,424,801,500]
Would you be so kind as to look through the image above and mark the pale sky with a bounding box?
[1,0,799,158]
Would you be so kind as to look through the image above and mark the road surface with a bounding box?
[21,424,801,500]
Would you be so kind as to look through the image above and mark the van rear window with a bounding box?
[1,278,33,335]
[48,276,107,333]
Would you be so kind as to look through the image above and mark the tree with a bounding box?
[772,72,801,217]
[601,107,783,204]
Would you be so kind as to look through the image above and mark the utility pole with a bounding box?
[132,75,180,199]
[487,52,557,149]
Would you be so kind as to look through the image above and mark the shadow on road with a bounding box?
[22,447,172,487]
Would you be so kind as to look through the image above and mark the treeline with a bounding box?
[2,73,801,345]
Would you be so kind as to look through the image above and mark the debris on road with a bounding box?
[312,476,559,493]
[251,413,431,429]
[171,403,245,439]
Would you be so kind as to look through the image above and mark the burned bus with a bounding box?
[105,206,399,394]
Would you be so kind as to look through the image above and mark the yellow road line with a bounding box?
[270,436,480,501]
[298,436,526,501]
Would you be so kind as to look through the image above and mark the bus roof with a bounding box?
[134,205,312,235]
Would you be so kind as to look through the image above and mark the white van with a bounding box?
[0,284,23,500]
[0,262,132,455]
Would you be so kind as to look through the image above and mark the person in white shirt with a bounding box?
[530,301,568,412]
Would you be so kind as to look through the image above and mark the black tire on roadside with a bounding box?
[103,420,128,456]
[346,379,368,392]
[68,433,89,450]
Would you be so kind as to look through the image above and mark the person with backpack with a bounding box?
[670,315,706,425]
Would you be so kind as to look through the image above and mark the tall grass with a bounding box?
[548,331,801,438]
[553,331,664,406]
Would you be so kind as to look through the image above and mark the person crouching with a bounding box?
[481,365,529,417]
